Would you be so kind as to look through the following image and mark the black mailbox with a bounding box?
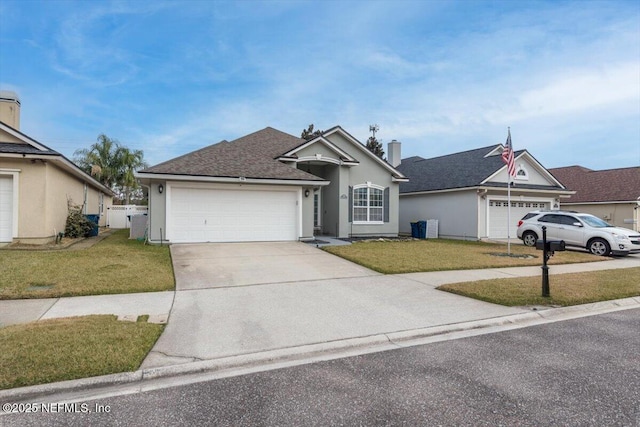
[535,239,566,252]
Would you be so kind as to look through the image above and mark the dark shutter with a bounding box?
[348,186,353,223]
[383,187,390,223]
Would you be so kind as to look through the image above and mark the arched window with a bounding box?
[353,183,384,223]
[515,165,529,180]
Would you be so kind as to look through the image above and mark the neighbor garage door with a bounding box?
[168,186,299,243]
[489,200,549,238]
[0,175,13,242]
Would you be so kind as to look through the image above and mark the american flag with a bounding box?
[502,128,516,177]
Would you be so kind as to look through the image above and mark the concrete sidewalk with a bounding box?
[0,292,174,327]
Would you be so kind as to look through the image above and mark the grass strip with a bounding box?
[0,315,164,390]
[439,267,640,307]
[324,239,603,274]
[0,230,174,299]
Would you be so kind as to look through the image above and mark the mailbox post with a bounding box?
[541,226,551,297]
[535,226,566,298]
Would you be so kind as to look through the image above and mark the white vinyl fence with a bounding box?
[107,205,148,229]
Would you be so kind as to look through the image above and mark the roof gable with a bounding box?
[320,126,407,180]
[0,121,57,153]
[279,135,359,164]
[139,127,325,181]
[0,121,114,196]
[549,166,640,203]
[397,144,564,193]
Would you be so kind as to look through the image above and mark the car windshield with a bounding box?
[578,214,612,228]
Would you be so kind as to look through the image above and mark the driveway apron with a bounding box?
[142,242,524,369]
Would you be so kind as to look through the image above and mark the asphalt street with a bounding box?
[3,308,639,426]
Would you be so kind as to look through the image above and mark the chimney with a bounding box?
[0,91,21,130]
[387,139,401,167]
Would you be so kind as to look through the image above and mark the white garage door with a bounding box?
[489,200,549,238]
[0,175,13,242]
[169,187,299,243]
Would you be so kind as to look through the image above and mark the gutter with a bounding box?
[135,172,330,187]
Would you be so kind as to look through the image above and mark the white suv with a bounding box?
[517,210,640,256]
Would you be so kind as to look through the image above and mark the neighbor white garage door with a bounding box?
[489,200,549,238]
[0,175,13,242]
[168,187,299,243]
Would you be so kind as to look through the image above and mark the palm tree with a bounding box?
[73,134,120,188]
[115,146,147,204]
[74,134,147,204]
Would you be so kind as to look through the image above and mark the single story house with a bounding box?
[135,126,407,243]
[548,166,640,232]
[0,91,114,244]
[395,144,574,240]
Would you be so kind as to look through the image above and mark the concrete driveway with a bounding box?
[171,242,378,290]
[142,242,525,369]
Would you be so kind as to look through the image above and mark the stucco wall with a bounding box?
[0,157,112,243]
[0,133,23,144]
[399,190,478,239]
[322,167,341,236]
[45,161,85,238]
[147,180,167,242]
[324,132,401,237]
[560,202,638,231]
[301,186,314,239]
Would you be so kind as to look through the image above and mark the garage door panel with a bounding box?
[169,187,298,243]
[489,200,548,238]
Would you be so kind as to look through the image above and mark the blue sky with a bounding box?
[1,0,639,170]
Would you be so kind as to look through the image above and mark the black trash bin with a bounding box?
[417,220,427,239]
[410,222,419,238]
[85,214,100,237]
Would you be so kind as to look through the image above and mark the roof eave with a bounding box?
[135,171,330,187]
[0,151,115,196]
[401,185,575,196]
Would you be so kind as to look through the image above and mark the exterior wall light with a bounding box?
[158,184,164,194]
[304,189,310,197]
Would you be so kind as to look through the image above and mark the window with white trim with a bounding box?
[515,165,529,180]
[353,184,383,223]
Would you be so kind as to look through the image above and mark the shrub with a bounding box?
[65,202,95,238]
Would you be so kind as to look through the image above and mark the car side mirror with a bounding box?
[573,222,583,227]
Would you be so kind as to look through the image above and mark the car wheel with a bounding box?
[588,238,610,256]
[522,231,537,247]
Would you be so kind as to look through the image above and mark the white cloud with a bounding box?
[516,62,639,118]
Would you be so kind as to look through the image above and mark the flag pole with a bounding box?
[502,126,514,255]
[507,161,511,255]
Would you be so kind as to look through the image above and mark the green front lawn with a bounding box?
[0,315,164,389]
[439,267,640,307]
[0,230,174,299]
[324,239,603,274]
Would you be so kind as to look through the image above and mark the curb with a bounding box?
[2,297,639,403]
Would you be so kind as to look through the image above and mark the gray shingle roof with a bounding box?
[140,127,324,181]
[397,145,561,193]
[0,142,59,155]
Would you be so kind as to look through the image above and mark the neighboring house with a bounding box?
[548,166,640,232]
[135,126,407,243]
[395,144,574,240]
[0,91,114,245]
